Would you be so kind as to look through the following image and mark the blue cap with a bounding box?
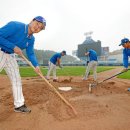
[119,38,129,46]
[34,16,46,26]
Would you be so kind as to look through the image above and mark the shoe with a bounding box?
[14,104,31,113]
[53,79,58,82]
[45,76,50,80]
[127,88,130,91]
[82,77,87,80]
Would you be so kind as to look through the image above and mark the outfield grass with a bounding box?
[0,66,114,77]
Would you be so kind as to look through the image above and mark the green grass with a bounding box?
[1,66,129,79]
[56,66,114,76]
[117,70,130,79]
[0,66,114,77]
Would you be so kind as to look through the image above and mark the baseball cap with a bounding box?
[62,50,66,55]
[119,38,129,46]
[33,16,46,26]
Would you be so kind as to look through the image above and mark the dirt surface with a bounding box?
[0,67,130,130]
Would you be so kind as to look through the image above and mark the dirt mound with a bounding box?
[59,77,73,83]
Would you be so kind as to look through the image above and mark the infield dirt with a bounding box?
[0,67,130,130]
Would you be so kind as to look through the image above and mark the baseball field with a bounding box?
[0,66,130,130]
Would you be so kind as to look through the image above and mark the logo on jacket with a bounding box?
[26,42,29,47]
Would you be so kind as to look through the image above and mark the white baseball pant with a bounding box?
[84,60,98,81]
[46,61,57,80]
[0,50,24,108]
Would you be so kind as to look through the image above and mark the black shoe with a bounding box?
[53,79,58,82]
[14,104,31,113]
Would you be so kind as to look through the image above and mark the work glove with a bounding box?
[87,61,89,64]
[59,65,63,69]
[121,68,128,72]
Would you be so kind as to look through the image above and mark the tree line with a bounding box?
[23,49,80,65]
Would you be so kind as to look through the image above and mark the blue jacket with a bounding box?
[50,53,61,65]
[123,48,130,68]
[88,49,97,61]
[0,21,39,67]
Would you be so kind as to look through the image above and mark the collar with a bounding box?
[24,24,32,39]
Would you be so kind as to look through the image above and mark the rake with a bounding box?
[21,54,77,115]
[88,68,130,92]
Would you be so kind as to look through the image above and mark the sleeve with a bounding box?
[58,53,61,59]
[26,39,39,67]
[0,22,17,50]
[123,49,128,68]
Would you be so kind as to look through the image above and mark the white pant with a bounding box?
[0,50,24,108]
[46,61,57,79]
[84,60,98,81]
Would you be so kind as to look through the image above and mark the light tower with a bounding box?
[84,31,93,40]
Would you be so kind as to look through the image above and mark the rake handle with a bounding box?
[21,55,77,115]
[102,69,130,83]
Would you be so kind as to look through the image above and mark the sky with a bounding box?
[0,0,130,55]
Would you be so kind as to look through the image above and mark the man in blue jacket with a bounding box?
[119,38,130,91]
[46,51,66,81]
[119,38,130,72]
[0,16,46,113]
[83,49,98,81]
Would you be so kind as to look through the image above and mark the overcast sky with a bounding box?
[0,0,130,55]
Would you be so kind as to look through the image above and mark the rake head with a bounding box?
[89,83,97,88]
[88,82,100,93]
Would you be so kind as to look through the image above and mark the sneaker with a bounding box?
[82,77,87,80]
[127,88,130,91]
[53,79,58,82]
[45,76,50,80]
[14,104,31,113]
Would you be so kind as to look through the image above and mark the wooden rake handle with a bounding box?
[101,68,130,83]
[21,54,77,115]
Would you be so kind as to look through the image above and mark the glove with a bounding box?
[59,65,63,69]
[87,61,89,64]
[86,61,89,65]
[121,68,128,72]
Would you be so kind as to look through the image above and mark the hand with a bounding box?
[14,46,23,56]
[87,61,89,65]
[85,53,88,56]
[59,65,63,69]
[34,66,43,75]
[85,52,89,56]
[122,68,128,72]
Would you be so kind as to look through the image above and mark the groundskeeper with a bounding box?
[83,49,98,81]
[0,16,46,113]
[46,51,66,81]
[119,38,130,72]
[119,38,130,90]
